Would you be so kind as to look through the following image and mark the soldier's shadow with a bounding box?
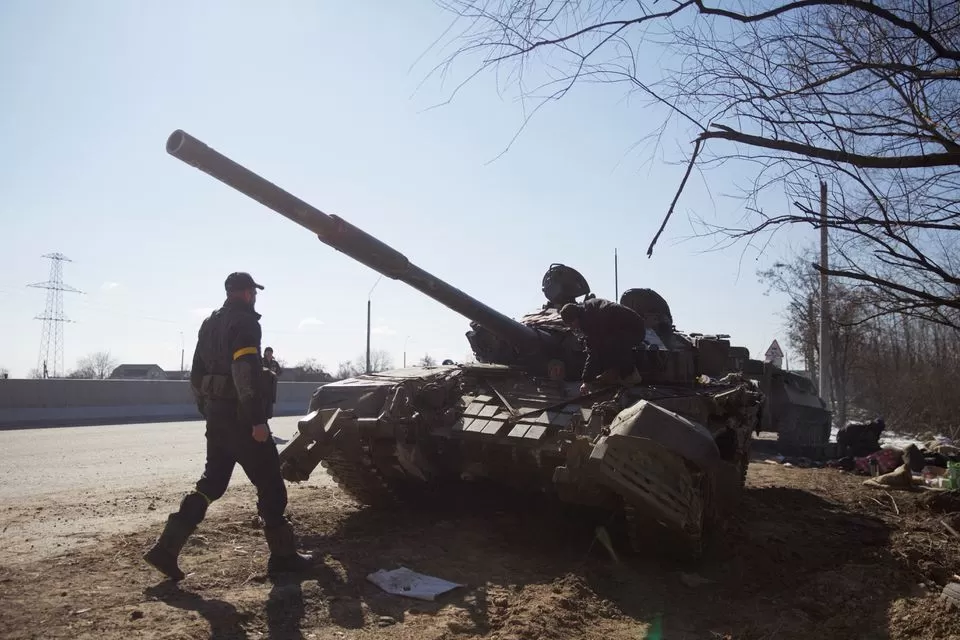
[272,540,422,631]
[145,582,249,639]
[265,573,308,639]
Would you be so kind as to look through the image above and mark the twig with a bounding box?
[883,490,900,515]
[942,519,960,541]
[647,137,703,258]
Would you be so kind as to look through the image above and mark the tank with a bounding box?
[165,129,765,558]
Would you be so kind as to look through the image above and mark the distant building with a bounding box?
[109,364,167,380]
[164,370,190,380]
[282,366,334,383]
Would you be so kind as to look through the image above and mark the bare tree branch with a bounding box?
[701,123,960,168]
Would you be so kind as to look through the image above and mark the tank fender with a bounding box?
[595,400,721,471]
[587,400,720,538]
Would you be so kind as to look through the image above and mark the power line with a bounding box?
[28,253,83,378]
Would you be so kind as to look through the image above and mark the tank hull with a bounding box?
[279,363,761,558]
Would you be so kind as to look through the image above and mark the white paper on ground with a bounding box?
[366,567,464,601]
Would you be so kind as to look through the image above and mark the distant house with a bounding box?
[110,364,167,380]
[282,366,335,383]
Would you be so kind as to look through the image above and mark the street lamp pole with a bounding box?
[179,331,185,373]
[366,276,382,375]
[403,335,410,368]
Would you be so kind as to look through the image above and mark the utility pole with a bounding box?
[818,181,832,410]
[180,331,185,372]
[806,295,817,388]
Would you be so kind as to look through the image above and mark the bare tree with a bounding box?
[760,251,960,438]
[336,360,357,379]
[431,0,960,326]
[0,366,8,379]
[333,350,396,378]
[295,358,334,382]
[416,354,438,367]
[362,349,394,373]
[68,351,117,379]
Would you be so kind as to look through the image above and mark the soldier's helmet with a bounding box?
[541,263,590,307]
[619,288,673,333]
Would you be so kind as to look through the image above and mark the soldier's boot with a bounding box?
[264,519,314,575]
[143,514,196,581]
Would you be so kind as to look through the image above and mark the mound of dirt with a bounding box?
[918,490,960,514]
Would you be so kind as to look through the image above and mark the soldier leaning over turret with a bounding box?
[560,298,645,394]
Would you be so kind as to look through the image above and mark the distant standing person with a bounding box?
[262,347,282,419]
[143,272,312,581]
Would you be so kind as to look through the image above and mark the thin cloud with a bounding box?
[372,325,397,335]
[101,282,120,291]
[298,317,324,330]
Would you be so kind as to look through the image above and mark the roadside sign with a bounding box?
[764,339,784,367]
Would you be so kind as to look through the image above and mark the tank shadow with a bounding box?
[291,478,907,639]
[590,485,899,639]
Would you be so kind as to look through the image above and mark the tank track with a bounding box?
[623,503,646,553]
[319,451,399,507]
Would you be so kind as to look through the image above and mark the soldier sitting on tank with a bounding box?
[560,298,645,394]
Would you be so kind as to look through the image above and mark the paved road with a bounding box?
[0,417,331,564]
[0,416,311,500]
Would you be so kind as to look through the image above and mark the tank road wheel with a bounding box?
[622,471,717,564]
[319,454,397,508]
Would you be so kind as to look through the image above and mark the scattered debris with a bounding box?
[366,567,464,601]
[863,463,919,491]
[942,519,960,541]
[940,583,960,610]
[377,615,396,627]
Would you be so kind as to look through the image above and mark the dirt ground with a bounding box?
[1,457,959,640]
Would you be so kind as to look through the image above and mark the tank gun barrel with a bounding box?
[165,129,541,352]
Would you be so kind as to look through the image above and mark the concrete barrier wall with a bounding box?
[0,379,322,429]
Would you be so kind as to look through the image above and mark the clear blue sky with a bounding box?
[0,1,815,378]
